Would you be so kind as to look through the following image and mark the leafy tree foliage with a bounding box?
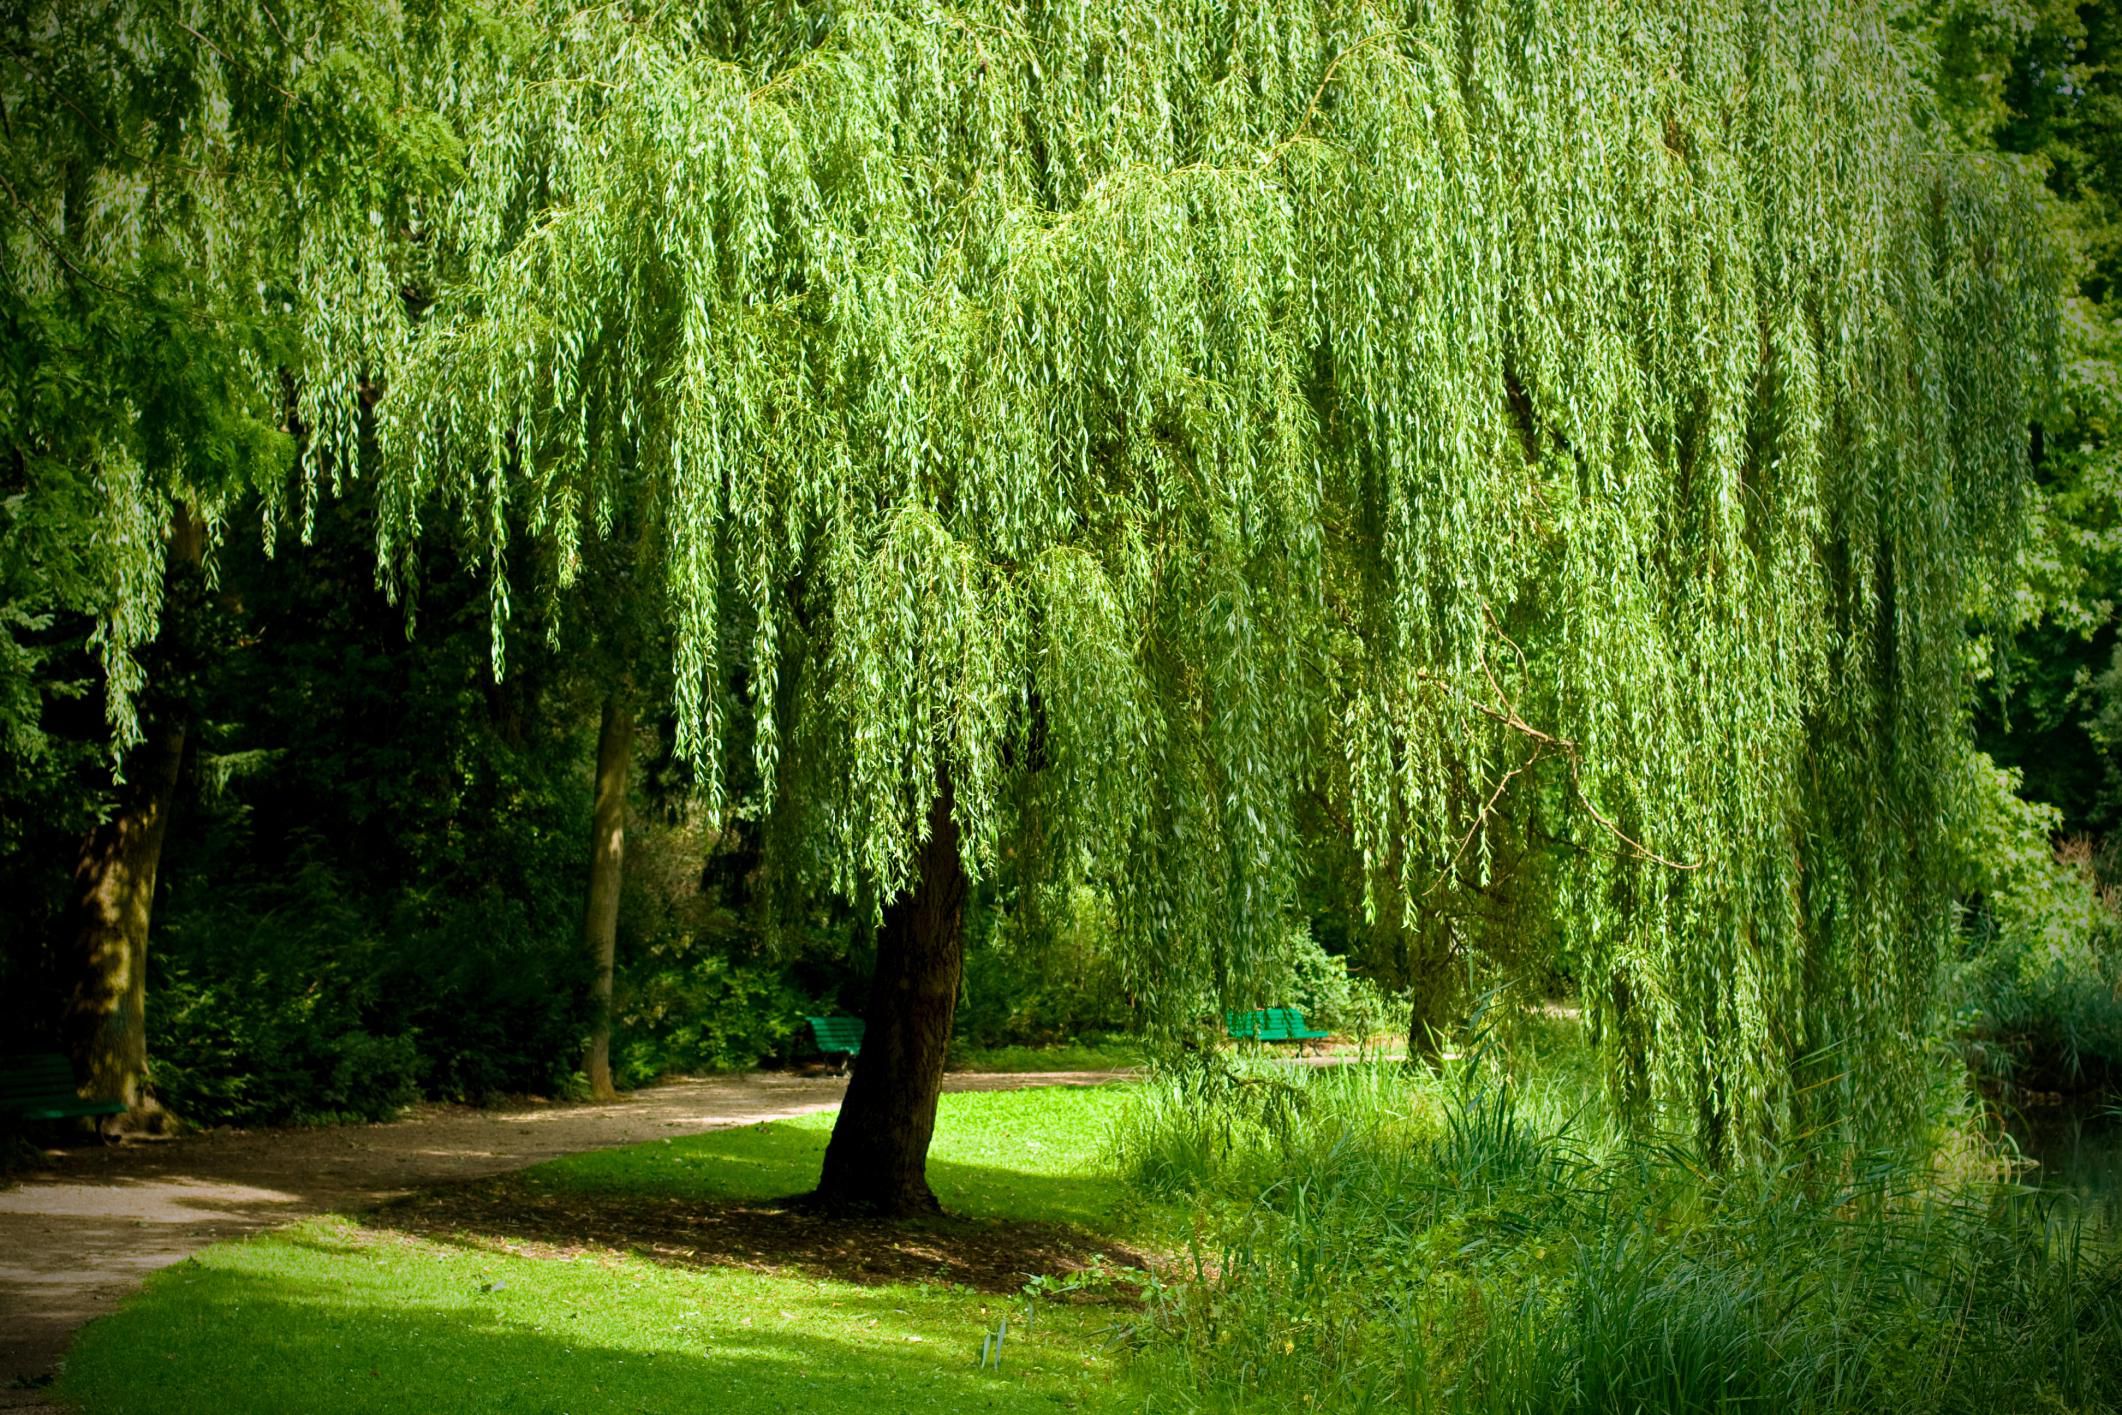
[1905,2,2122,832]
[0,1,454,1112]
[2,2,2057,1169]
[152,485,596,1121]
[0,1,338,746]
[1895,2,2122,1099]
[260,0,2052,1159]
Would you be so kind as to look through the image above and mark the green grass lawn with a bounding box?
[58,1086,1152,1415]
[541,1084,1138,1228]
[946,1040,1146,1075]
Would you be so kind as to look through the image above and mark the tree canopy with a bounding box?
[9,0,2055,1158]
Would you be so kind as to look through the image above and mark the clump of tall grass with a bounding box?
[1114,1036,2122,1414]
[1953,801,2122,1101]
[1963,948,2122,1098]
[1107,1049,1429,1201]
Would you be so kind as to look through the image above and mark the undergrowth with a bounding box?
[1112,1038,2122,1414]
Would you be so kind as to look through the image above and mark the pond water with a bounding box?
[2011,1105,2122,1231]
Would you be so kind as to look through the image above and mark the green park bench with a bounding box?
[1224,1007,1331,1055]
[0,1052,124,1124]
[805,1015,866,1074]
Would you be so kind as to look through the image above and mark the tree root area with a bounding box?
[373,1177,1152,1295]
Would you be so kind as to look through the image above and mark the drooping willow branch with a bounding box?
[1419,644,1705,879]
[216,0,2051,1158]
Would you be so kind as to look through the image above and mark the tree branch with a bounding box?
[1416,605,1703,875]
[1261,29,1404,166]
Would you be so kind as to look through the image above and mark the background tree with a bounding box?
[1,0,478,1122]
[151,477,597,1121]
[2,1,303,1122]
[1905,1,2122,842]
[559,531,669,1101]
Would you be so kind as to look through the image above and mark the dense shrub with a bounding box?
[954,884,1137,1049]
[148,860,420,1125]
[613,949,813,1082]
[1965,949,2122,1096]
[149,819,594,1125]
[1956,755,2122,1098]
[1273,926,1411,1042]
[131,491,596,1125]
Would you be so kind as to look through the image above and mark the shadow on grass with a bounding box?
[519,1110,1141,1232]
[371,1171,1153,1293]
[60,1260,1115,1415]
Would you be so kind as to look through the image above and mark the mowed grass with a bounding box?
[58,1085,1149,1415]
[539,1083,1139,1228]
[947,1040,1147,1075]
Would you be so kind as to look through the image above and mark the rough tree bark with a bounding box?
[582,688,634,1101]
[1399,906,1461,1064]
[813,772,968,1216]
[61,506,203,1132]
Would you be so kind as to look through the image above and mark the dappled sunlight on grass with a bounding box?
[61,1215,1137,1414]
[537,1084,1142,1230]
[57,1087,1152,1415]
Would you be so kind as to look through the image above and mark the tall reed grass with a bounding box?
[1111,1037,2122,1413]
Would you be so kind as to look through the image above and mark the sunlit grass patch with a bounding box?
[60,1216,1137,1415]
[537,1083,1142,1230]
[58,1086,1151,1415]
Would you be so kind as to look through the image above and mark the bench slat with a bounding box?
[1224,1008,1328,1046]
[805,1016,865,1056]
[0,1052,126,1121]
[9,1099,127,1120]
[1264,1008,1329,1040]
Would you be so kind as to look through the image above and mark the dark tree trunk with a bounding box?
[61,506,202,1132]
[1405,977,1453,1063]
[1402,912,1458,1065]
[813,773,967,1216]
[582,689,634,1101]
[62,713,186,1127]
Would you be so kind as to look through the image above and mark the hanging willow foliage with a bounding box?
[0,2,337,750]
[59,0,2043,1156]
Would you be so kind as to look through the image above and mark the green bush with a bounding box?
[1238,923,1413,1041]
[148,843,591,1125]
[954,884,1137,1049]
[149,861,422,1126]
[1965,950,2122,1095]
[1955,754,2122,1098]
[612,950,812,1082]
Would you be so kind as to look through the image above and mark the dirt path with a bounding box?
[0,1067,1130,1409]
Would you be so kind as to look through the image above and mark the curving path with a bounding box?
[0,1067,1130,1410]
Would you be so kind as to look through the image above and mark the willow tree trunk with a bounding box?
[582,690,633,1101]
[61,506,202,1131]
[1402,912,1459,1065]
[1406,979,1453,1064]
[813,774,967,1215]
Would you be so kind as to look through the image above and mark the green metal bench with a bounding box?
[0,1052,124,1123]
[805,1015,865,1074]
[1224,1007,1330,1055]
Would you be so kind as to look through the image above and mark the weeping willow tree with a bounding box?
[0,1,374,1120]
[245,0,2051,1202]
